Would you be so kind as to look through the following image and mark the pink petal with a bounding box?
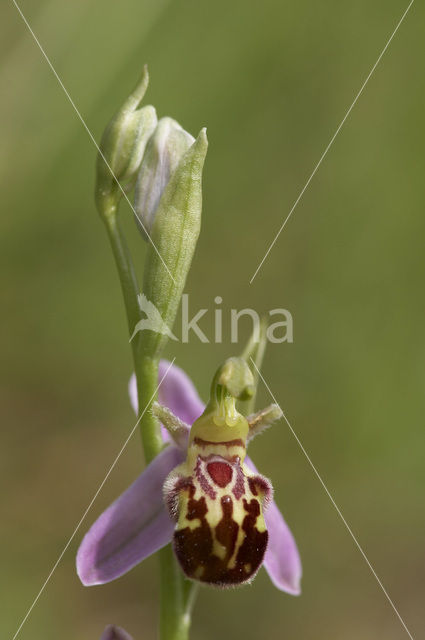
[263,497,302,595]
[77,446,184,586]
[246,457,302,595]
[100,625,133,640]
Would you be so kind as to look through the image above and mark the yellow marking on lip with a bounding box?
[212,536,227,560]
[177,495,203,531]
[181,518,202,531]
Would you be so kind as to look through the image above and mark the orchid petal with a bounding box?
[129,360,205,424]
[263,496,302,595]
[100,625,133,640]
[246,456,302,595]
[247,404,283,442]
[77,445,184,586]
[152,402,190,450]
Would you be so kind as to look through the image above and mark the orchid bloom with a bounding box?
[77,360,301,594]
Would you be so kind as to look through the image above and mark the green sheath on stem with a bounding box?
[141,128,208,360]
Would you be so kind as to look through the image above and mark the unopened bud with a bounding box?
[134,117,195,238]
[140,128,208,359]
[96,66,157,215]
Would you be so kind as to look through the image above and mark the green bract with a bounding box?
[141,128,208,359]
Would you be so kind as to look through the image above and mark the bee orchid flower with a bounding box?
[77,360,301,594]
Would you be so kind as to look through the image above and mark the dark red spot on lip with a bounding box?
[215,495,238,558]
[235,498,268,572]
[207,461,233,487]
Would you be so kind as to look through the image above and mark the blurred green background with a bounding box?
[1,0,424,638]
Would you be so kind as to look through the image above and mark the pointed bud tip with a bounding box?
[139,63,149,84]
[188,127,208,169]
[197,127,208,147]
[127,64,150,110]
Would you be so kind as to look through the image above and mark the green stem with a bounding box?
[102,203,162,458]
[135,354,163,462]
[103,205,141,336]
[159,547,198,640]
[100,199,196,639]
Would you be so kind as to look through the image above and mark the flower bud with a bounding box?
[134,117,195,238]
[139,128,208,360]
[95,66,157,214]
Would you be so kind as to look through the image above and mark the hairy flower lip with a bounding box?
[77,360,301,595]
[246,457,302,595]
